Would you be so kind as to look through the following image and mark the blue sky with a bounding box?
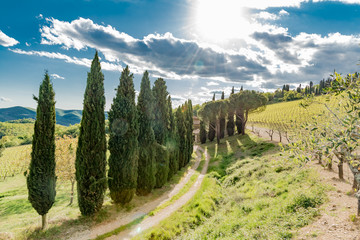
[1,0,360,110]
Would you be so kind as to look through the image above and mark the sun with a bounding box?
[193,0,251,43]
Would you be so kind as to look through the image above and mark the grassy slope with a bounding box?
[136,134,328,240]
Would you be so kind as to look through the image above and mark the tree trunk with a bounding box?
[216,119,220,145]
[353,177,358,191]
[338,161,344,180]
[327,158,332,170]
[69,180,75,206]
[278,130,282,143]
[317,153,322,165]
[42,214,47,230]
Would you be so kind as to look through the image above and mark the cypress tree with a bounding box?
[137,71,156,195]
[200,120,207,144]
[154,143,169,188]
[27,72,56,229]
[226,86,235,136]
[187,100,194,163]
[108,66,138,204]
[176,106,186,169]
[76,52,107,215]
[166,96,178,180]
[208,94,216,141]
[219,91,225,139]
[152,78,169,145]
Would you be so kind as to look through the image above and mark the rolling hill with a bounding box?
[0,106,107,126]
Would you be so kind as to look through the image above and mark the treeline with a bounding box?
[199,87,267,145]
[265,72,360,103]
[26,52,194,228]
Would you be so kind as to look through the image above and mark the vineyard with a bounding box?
[248,94,344,131]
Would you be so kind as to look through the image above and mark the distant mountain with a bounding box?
[0,106,108,126]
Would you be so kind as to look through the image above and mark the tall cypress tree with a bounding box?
[186,100,194,164]
[219,91,225,139]
[227,86,235,136]
[108,66,138,204]
[76,52,107,215]
[152,78,170,188]
[176,106,186,169]
[137,71,156,195]
[27,72,56,229]
[208,94,216,141]
[152,78,169,145]
[200,120,207,144]
[166,96,178,180]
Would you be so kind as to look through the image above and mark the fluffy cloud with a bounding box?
[11,17,360,96]
[51,73,65,79]
[0,30,19,47]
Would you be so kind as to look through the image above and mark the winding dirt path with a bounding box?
[66,145,205,240]
[107,146,209,240]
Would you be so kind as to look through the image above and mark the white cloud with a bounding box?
[0,97,12,102]
[255,11,279,20]
[0,30,19,47]
[9,48,123,72]
[51,73,65,79]
[36,14,44,20]
[279,9,289,16]
[25,42,31,47]
[206,81,219,86]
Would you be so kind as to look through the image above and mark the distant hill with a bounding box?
[0,106,108,126]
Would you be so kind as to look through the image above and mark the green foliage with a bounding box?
[152,78,169,145]
[137,71,156,195]
[175,106,186,169]
[220,91,226,138]
[230,90,267,135]
[184,100,194,165]
[166,96,178,181]
[154,143,169,188]
[75,52,107,215]
[199,120,207,144]
[226,87,235,136]
[108,66,139,204]
[27,72,56,221]
[199,99,229,144]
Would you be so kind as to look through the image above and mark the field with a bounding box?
[248,94,343,129]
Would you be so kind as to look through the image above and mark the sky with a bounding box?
[1,0,360,110]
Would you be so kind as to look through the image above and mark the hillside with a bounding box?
[0,106,108,126]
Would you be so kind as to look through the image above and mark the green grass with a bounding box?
[135,133,328,240]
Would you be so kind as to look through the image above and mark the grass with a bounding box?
[135,133,328,240]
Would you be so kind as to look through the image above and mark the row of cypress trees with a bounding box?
[27,52,194,228]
